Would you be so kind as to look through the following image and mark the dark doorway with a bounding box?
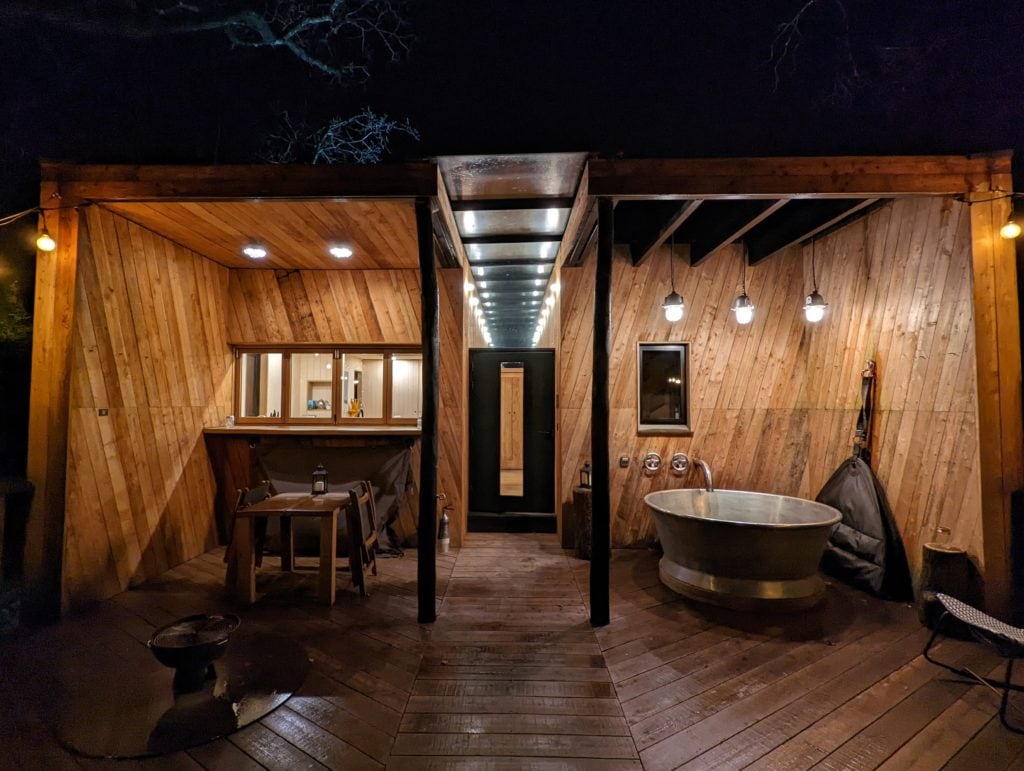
[468,349,555,533]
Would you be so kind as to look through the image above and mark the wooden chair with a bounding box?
[345,481,379,596]
[924,592,1024,733]
[224,481,272,586]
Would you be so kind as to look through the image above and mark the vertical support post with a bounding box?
[590,198,613,627]
[969,182,1024,617]
[24,186,80,622]
[416,197,439,624]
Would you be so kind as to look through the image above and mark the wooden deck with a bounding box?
[2,533,1022,769]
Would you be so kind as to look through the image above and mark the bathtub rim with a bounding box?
[644,488,842,530]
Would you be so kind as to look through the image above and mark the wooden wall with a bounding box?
[65,207,233,607]
[560,197,983,578]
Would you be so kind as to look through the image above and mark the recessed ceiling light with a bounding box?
[329,245,354,259]
[243,245,268,259]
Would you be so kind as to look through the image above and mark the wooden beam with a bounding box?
[40,161,438,201]
[416,197,439,624]
[564,199,598,268]
[590,198,613,628]
[689,200,789,266]
[449,197,575,211]
[24,188,81,622]
[969,185,1024,618]
[747,199,880,265]
[555,165,591,269]
[631,200,703,267]
[588,152,1012,198]
[434,167,468,269]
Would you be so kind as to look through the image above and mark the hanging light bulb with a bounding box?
[803,239,827,323]
[732,243,755,325]
[36,210,56,252]
[662,232,684,322]
[1000,217,1022,240]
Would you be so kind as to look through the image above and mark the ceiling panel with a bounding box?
[456,208,570,238]
[104,199,418,270]
[466,241,559,262]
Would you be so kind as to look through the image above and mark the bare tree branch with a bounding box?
[261,107,419,164]
[768,0,862,101]
[1,1,411,82]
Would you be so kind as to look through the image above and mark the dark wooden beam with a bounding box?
[416,197,438,624]
[461,234,559,245]
[449,197,575,211]
[588,152,1011,198]
[591,198,613,628]
[564,199,598,268]
[747,199,880,265]
[430,207,460,269]
[630,200,703,267]
[41,161,438,201]
[688,200,789,266]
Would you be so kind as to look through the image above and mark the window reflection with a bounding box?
[289,352,333,419]
[239,352,283,418]
[341,353,384,419]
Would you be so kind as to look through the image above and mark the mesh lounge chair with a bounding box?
[924,592,1024,733]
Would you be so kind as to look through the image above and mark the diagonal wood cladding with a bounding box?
[560,197,982,575]
[65,207,233,606]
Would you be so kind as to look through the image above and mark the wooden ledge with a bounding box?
[203,426,421,437]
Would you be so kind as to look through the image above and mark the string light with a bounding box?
[36,211,56,252]
[1000,217,1021,240]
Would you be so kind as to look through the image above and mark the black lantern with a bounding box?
[311,464,328,495]
[580,462,592,489]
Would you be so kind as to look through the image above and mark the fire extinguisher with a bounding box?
[438,506,452,553]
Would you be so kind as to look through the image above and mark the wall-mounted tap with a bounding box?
[693,458,713,491]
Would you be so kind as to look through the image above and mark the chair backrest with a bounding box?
[236,480,271,511]
[347,481,378,540]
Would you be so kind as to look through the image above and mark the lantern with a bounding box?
[311,464,328,495]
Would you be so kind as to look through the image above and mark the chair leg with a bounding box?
[999,658,1024,734]
[923,613,948,668]
[254,518,268,568]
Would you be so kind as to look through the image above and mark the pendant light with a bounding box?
[803,239,827,323]
[731,242,755,325]
[1001,215,1022,240]
[662,232,684,323]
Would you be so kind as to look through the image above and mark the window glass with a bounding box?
[289,352,334,419]
[390,353,423,420]
[239,352,283,418]
[637,343,690,434]
[341,353,384,419]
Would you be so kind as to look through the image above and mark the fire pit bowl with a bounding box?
[147,614,241,693]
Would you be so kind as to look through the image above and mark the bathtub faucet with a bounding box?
[693,459,714,492]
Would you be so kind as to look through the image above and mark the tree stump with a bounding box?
[918,542,978,631]
[573,486,593,561]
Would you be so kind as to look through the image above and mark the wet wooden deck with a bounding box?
[2,533,1022,769]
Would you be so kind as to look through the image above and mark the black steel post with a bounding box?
[416,197,438,624]
[590,197,613,627]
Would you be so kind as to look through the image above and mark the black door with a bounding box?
[468,348,555,532]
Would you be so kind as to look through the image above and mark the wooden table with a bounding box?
[232,492,357,605]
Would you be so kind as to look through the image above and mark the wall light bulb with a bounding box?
[1000,219,1022,239]
[36,229,56,252]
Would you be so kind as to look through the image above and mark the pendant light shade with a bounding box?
[732,292,755,325]
[663,232,684,323]
[803,289,827,323]
[804,239,827,323]
[663,291,684,322]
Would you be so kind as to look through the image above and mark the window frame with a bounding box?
[636,342,692,436]
[231,343,422,428]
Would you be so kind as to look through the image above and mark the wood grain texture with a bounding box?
[105,199,419,271]
[438,269,466,546]
[226,268,422,344]
[560,197,983,577]
[64,207,233,607]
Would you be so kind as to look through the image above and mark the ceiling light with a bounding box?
[329,245,353,259]
[546,208,559,228]
[1001,217,1022,239]
[243,245,268,260]
[475,266,486,276]
[662,233,684,323]
[732,244,755,325]
[551,281,561,294]
[803,239,827,323]
[478,281,488,288]
[464,280,474,293]
[537,264,546,275]
[463,210,477,233]
[545,295,556,308]
[469,295,479,307]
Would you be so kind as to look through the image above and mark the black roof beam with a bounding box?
[746,198,880,265]
[687,200,788,267]
[449,197,575,211]
[629,200,703,267]
[563,198,598,268]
